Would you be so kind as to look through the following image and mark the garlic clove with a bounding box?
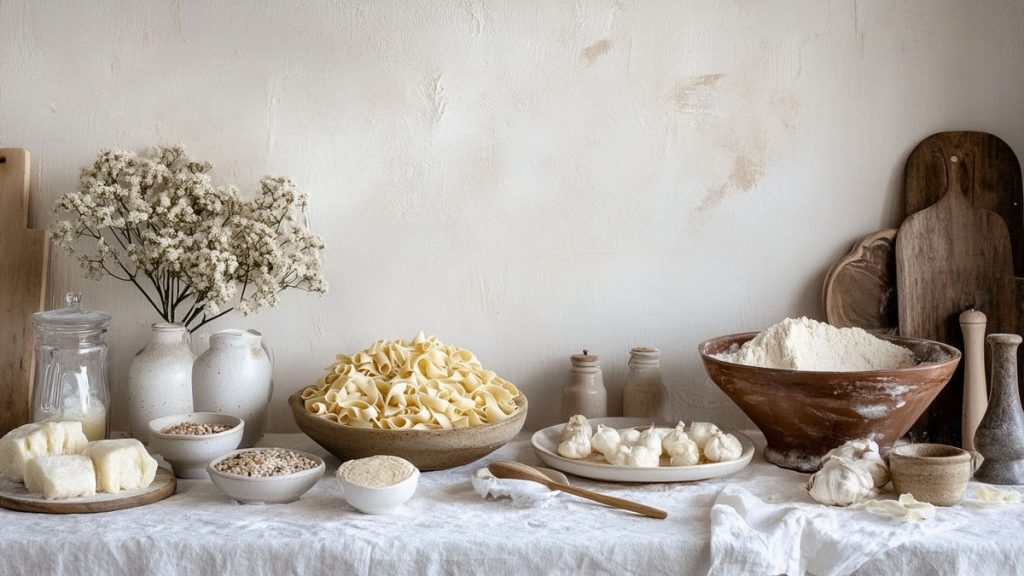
[557,427,592,459]
[590,424,621,456]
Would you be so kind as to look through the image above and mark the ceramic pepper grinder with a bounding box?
[562,351,607,420]
[623,347,668,422]
[973,333,1024,484]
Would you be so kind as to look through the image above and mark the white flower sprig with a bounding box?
[52,146,327,331]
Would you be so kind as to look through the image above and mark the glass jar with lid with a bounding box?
[32,292,111,441]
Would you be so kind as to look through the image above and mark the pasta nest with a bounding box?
[302,332,522,430]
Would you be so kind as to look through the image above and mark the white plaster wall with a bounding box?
[2,0,1023,434]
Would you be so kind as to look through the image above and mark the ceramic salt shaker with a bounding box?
[973,333,1024,484]
[561,351,607,420]
[623,347,668,422]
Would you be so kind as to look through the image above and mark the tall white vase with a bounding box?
[192,329,273,448]
[127,323,195,443]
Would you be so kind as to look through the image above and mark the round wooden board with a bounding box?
[822,228,898,334]
[0,467,176,514]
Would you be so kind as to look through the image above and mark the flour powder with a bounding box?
[714,317,916,371]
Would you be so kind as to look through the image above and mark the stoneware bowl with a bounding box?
[207,447,325,504]
[699,333,960,472]
[289,392,527,470]
[336,464,420,515]
[889,443,972,506]
[147,412,244,478]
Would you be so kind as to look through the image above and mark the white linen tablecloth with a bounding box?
[1,431,1022,576]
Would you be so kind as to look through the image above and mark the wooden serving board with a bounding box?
[0,468,176,514]
[822,229,898,334]
[905,132,1024,275]
[897,150,1016,444]
[0,149,49,437]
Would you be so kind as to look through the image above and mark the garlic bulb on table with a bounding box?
[557,427,593,459]
[824,438,889,488]
[560,414,593,442]
[704,432,743,462]
[591,424,621,456]
[688,422,721,450]
[807,455,877,506]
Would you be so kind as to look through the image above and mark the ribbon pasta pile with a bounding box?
[302,332,522,430]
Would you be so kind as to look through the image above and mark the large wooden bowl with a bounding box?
[699,333,960,472]
[288,392,527,471]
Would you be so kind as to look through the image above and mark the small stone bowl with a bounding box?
[148,412,244,478]
[889,443,972,506]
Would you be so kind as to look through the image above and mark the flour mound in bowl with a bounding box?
[714,317,916,371]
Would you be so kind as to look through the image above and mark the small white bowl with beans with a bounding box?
[148,412,245,478]
[207,447,325,504]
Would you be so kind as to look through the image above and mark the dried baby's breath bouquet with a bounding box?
[52,146,327,331]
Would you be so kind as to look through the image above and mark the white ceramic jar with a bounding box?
[127,323,195,443]
[192,329,273,448]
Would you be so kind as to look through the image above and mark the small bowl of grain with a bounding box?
[336,455,420,514]
[207,447,325,504]
[148,412,245,478]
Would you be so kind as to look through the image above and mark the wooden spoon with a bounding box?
[487,460,668,519]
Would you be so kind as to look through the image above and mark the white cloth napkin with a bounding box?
[708,485,967,576]
[470,468,561,507]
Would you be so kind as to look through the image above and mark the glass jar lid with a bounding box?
[33,292,111,333]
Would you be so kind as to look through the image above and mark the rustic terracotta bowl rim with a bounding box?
[289,391,528,436]
[698,331,961,376]
[890,443,971,463]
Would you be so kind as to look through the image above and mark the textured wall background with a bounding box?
[2,0,1023,434]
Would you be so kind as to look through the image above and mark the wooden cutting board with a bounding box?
[905,131,1024,274]
[822,229,898,334]
[897,150,1016,444]
[0,468,176,514]
[0,149,49,437]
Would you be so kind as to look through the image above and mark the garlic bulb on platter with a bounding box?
[560,414,593,442]
[688,422,721,450]
[637,426,663,456]
[704,432,743,462]
[662,422,689,456]
[807,455,877,506]
[590,424,621,456]
[626,445,660,467]
[607,444,631,466]
[668,437,700,466]
[619,428,642,446]
[824,438,889,488]
[557,427,592,459]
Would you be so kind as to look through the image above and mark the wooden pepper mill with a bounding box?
[960,309,987,456]
[973,333,1024,484]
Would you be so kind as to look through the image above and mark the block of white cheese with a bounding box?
[83,439,157,495]
[24,455,97,500]
[0,421,89,483]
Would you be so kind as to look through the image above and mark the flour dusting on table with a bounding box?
[715,317,916,371]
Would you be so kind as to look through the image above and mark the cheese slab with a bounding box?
[0,422,89,483]
[24,455,96,500]
[83,439,157,495]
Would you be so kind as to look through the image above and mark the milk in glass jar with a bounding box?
[32,293,111,441]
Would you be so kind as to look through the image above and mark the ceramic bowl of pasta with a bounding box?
[290,332,528,470]
[148,412,244,479]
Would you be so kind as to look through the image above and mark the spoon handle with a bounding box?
[552,482,668,519]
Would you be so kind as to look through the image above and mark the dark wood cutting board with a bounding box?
[0,149,49,437]
[897,150,1016,444]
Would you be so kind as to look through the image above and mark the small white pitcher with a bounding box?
[192,329,273,448]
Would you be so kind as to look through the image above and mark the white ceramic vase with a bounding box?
[127,323,195,443]
[192,329,273,448]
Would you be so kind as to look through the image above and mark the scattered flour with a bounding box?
[715,317,916,371]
